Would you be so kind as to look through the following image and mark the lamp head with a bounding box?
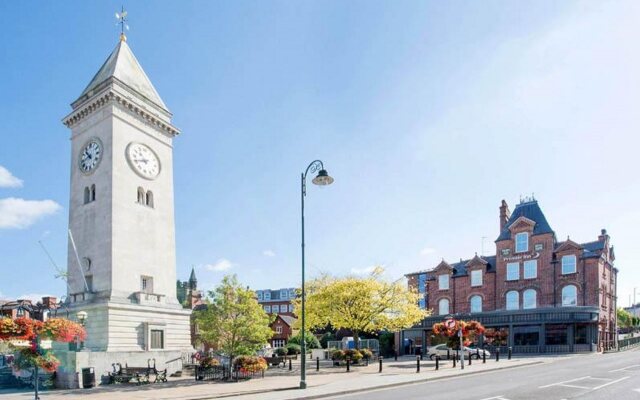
[312,169,334,186]
[76,311,88,323]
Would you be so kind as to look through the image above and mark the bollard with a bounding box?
[508,347,512,360]
[395,351,398,361]
[468,353,471,366]
[453,354,456,368]
[482,350,486,364]
[416,356,420,373]
[289,358,292,371]
[447,349,450,360]
[496,348,500,362]
[316,357,320,372]
[476,348,480,359]
[378,356,383,373]
[346,357,351,372]
[420,352,423,361]
[435,355,439,370]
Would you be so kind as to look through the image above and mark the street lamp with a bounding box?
[300,160,334,389]
[76,311,88,351]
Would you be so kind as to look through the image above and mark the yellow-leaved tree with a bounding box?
[294,267,429,348]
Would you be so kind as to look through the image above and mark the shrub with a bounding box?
[286,343,301,355]
[233,356,267,373]
[274,347,288,357]
[343,349,363,363]
[288,333,321,350]
[331,349,345,360]
[360,348,373,360]
[199,356,220,368]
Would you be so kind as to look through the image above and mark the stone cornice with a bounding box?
[62,89,180,137]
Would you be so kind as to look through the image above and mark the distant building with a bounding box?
[401,197,617,354]
[177,267,203,309]
[624,304,640,318]
[256,288,298,348]
[0,296,59,321]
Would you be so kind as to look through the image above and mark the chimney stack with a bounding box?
[42,296,57,309]
[499,199,511,232]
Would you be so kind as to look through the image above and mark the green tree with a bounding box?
[294,267,428,348]
[618,308,632,328]
[195,275,274,361]
[288,331,321,350]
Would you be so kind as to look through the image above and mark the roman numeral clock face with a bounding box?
[78,139,102,174]
[126,143,161,179]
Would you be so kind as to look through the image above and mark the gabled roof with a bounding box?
[75,40,167,111]
[496,200,554,241]
[278,315,297,326]
[450,255,497,277]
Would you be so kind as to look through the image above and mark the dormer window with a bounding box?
[515,232,528,253]
[471,270,482,287]
[561,255,577,274]
[438,274,449,290]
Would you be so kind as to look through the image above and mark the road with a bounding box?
[324,348,640,400]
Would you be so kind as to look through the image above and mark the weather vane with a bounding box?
[115,6,129,41]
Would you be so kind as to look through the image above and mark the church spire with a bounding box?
[188,266,197,290]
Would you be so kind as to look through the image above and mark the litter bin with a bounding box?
[81,367,95,389]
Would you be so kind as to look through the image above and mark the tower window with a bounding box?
[84,187,90,204]
[137,187,145,204]
[90,184,96,202]
[141,276,154,293]
[146,191,154,208]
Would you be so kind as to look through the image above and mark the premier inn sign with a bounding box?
[502,252,541,262]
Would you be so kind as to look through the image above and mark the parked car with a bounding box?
[427,344,490,360]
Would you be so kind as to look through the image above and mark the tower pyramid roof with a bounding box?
[74,39,167,111]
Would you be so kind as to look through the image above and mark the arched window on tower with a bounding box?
[84,187,90,204]
[90,184,96,202]
[146,191,154,208]
[137,187,145,204]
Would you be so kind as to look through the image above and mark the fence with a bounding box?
[618,336,640,351]
[327,339,379,353]
[195,365,264,381]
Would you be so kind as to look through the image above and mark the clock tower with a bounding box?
[60,34,191,383]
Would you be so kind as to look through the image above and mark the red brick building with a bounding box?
[256,288,298,348]
[0,297,59,321]
[400,198,617,354]
[270,315,297,349]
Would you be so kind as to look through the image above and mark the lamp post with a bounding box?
[300,160,334,389]
[76,311,88,351]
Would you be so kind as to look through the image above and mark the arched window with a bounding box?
[137,187,145,204]
[470,295,482,313]
[523,289,536,309]
[506,290,519,310]
[438,298,449,316]
[146,191,154,208]
[90,184,96,202]
[562,285,577,306]
[84,187,90,204]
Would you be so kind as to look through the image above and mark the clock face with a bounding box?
[126,143,160,179]
[79,139,102,174]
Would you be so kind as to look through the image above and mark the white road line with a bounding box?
[609,364,640,372]
[539,376,591,388]
[591,376,630,390]
[560,384,592,389]
[478,397,510,400]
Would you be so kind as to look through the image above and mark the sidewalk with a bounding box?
[0,355,574,400]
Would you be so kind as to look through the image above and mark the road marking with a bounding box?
[539,376,591,388]
[591,376,629,390]
[609,364,640,372]
[559,384,592,389]
[478,396,510,400]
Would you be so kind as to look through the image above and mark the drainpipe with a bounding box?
[552,260,557,307]
[582,257,586,306]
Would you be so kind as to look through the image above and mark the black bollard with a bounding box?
[482,350,486,364]
[508,347,512,360]
[496,348,500,362]
[435,356,439,370]
[416,356,420,373]
[316,357,320,371]
[453,354,456,368]
[447,349,450,360]
[395,351,398,361]
[420,352,423,361]
[289,358,292,371]
[476,348,480,359]
[346,357,351,372]
[379,357,383,373]
[468,353,472,366]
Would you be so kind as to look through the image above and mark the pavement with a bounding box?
[0,353,592,400]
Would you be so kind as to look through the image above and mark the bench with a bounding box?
[109,362,167,385]
[263,357,286,368]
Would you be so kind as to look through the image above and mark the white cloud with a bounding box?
[0,198,61,229]
[420,247,436,256]
[0,166,23,188]
[204,258,234,272]
[350,266,377,275]
[262,250,276,257]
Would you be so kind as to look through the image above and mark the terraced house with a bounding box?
[400,198,617,355]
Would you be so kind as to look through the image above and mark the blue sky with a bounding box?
[1,1,638,306]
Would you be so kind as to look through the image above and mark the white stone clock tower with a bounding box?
[59,34,191,385]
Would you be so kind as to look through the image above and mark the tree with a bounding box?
[288,331,321,350]
[194,275,274,361]
[617,308,632,328]
[294,267,428,348]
